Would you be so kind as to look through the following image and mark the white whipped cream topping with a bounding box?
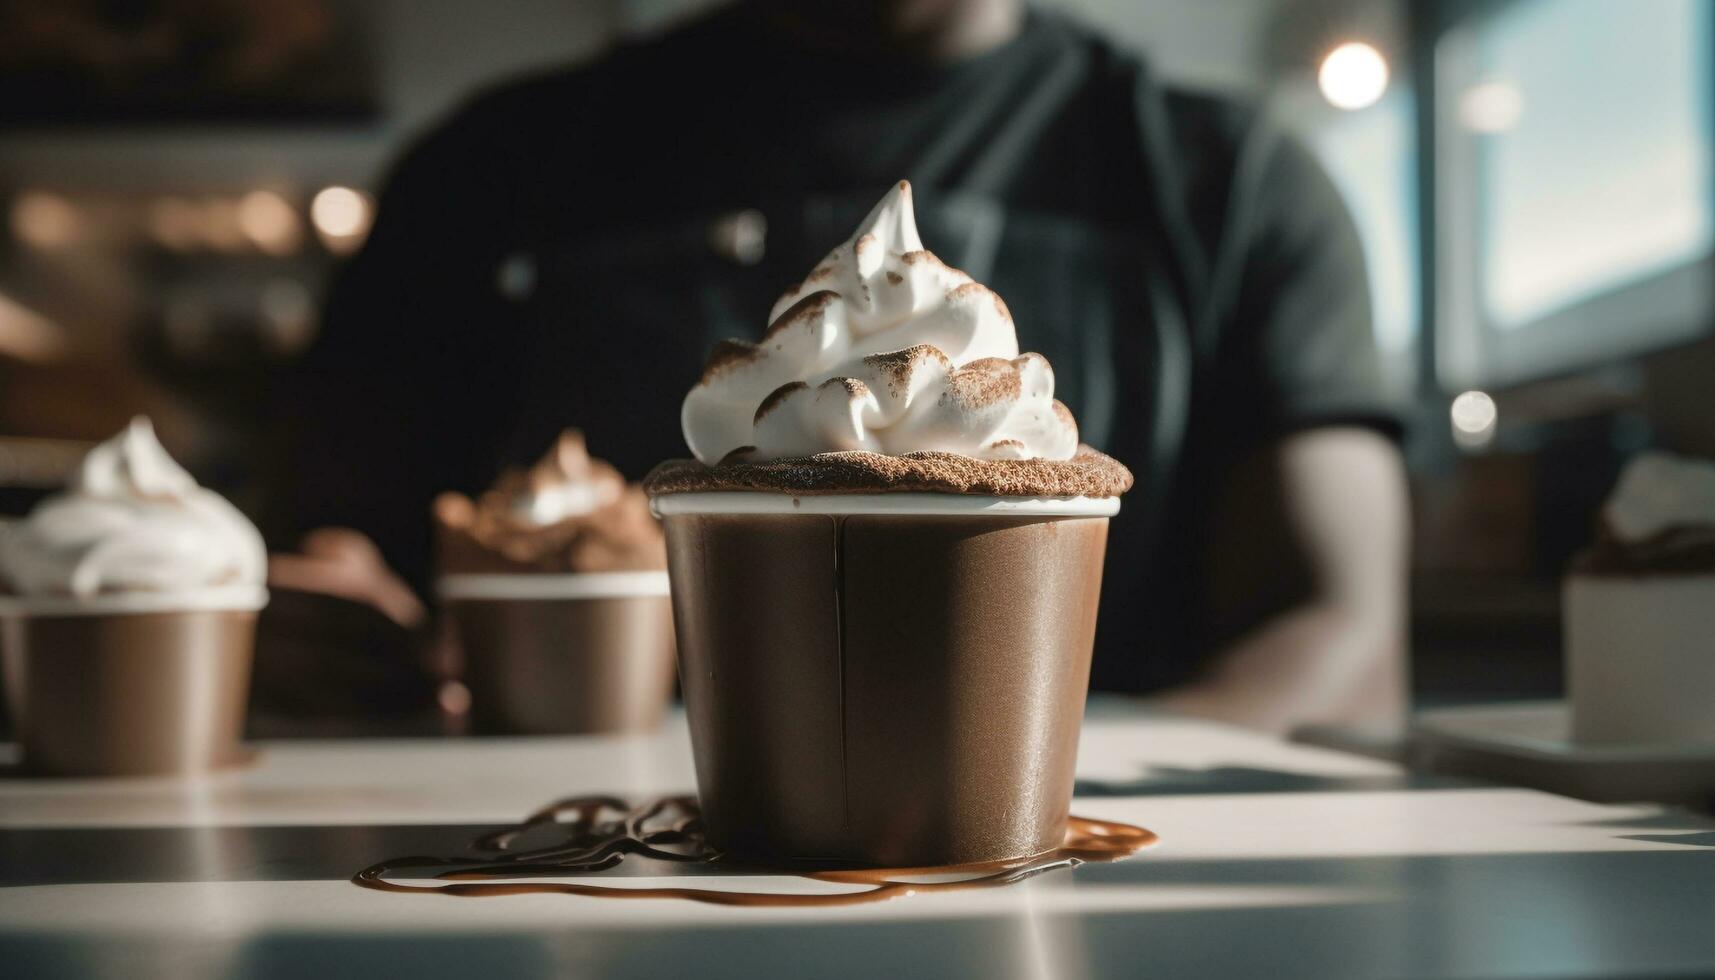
[681,181,1079,464]
[512,484,609,526]
[500,430,624,527]
[1605,451,1715,542]
[0,418,267,599]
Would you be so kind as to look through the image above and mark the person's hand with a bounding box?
[267,527,425,628]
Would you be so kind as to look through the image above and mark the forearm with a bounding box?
[1161,428,1410,735]
[1159,602,1405,735]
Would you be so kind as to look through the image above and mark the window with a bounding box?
[1306,87,1420,386]
[1436,0,1715,387]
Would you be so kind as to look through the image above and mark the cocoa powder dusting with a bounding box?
[645,446,1132,498]
[820,376,870,398]
[946,359,1023,409]
[699,339,765,383]
[436,431,666,575]
[946,281,991,305]
[764,290,838,339]
[862,345,950,387]
[753,381,808,424]
[899,250,972,281]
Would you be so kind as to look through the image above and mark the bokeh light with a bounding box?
[11,192,81,250]
[238,190,303,256]
[311,186,373,253]
[1319,42,1390,111]
[1450,390,1498,449]
[1459,80,1525,133]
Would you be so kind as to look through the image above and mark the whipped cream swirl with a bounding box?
[681,181,1078,465]
[1605,452,1715,543]
[506,430,624,526]
[0,418,266,599]
[434,429,665,575]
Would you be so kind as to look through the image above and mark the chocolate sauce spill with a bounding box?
[353,795,1157,907]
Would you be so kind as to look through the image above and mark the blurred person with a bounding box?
[251,528,439,729]
[268,528,424,628]
[275,0,1409,735]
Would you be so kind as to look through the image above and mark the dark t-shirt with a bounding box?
[280,5,1399,692]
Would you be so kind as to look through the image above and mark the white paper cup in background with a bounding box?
[1565,574,1715,744]
[437,571,675,735]
[0,585,267,776]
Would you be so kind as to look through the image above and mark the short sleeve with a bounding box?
[1210,129,1405,447]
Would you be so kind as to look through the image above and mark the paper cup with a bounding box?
[653,492,1116,866]
[1566,573,1715,744]
[439,572,676,735]
[0,586,265,777]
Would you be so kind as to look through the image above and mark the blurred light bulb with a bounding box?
[11,192,81,249]
[238,190,302,255]
[1450,390,1498,449]
[495,251,536,302]
[708,208,767,265]
[200,198,246,252]
[1319,42,1389,111]
[311,186,372,253]
[1459,80,1524,133]
[148,198,202,252]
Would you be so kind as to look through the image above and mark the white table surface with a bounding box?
[4,699,1715,980]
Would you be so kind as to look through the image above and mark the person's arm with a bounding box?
[1161,427,1408,734]
[1157,122,1409,735]
[267,528,426,628]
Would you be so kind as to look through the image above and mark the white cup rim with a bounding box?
[650,492,1120,518]
[437,570,671,601]
[0,584,269,618]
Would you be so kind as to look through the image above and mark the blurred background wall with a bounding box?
[2,0,1709,707]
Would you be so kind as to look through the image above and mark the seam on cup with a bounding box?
[833,514,852,848]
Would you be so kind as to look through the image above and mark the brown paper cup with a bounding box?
[654,492,1115,867]
[440,572,676,735]
[0,589,263,777]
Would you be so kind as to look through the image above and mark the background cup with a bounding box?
[439,571,675,735]
[655,492,1116,867]
[1565,573,1715,744]
[0,588,263,777]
